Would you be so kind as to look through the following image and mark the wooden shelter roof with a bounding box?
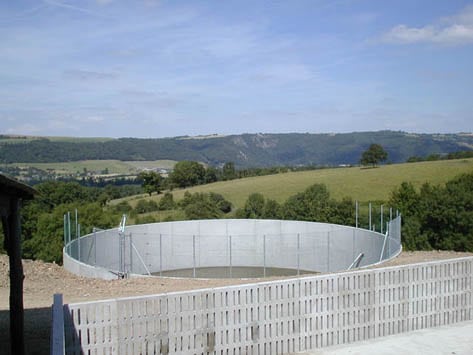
[0,174,36,201]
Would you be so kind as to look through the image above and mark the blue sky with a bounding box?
[1,0,472,138]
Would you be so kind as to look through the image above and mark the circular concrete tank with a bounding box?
[64,218,402,279]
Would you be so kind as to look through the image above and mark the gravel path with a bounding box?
[0,250,471,354]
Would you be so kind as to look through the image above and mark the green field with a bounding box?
[124,160,177,170]
[0,135,114,144]
[130,158,473,209]
[9,160,177,175]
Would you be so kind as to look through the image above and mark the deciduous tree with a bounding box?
[138,171,163,196]
[170,161,206,188]
[360,144,388,167]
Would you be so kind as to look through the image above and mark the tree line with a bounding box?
[406,150,473,163]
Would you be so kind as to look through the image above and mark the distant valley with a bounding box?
[1,131,472,168]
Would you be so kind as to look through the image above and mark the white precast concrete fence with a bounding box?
[61,256,473,354]
[55,218,473,354]
[64,218,402,279]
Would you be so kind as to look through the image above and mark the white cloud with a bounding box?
[380,5,473,45]
[382,25,436,44]
[434,24,473,45]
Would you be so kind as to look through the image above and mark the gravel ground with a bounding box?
[1,250,472,354]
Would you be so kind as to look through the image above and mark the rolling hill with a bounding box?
[1,131,472,168]
[125,158,473,210]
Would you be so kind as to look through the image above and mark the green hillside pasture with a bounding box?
[133,158,473,210]
[11,160,135,175]
[0,135,114,144]
[9,159,178,175]
[124,160,177,170]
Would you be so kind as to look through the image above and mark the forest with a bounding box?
[1,131,472,167]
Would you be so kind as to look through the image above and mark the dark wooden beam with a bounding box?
[6,198,25,355]
[0,174,35,355]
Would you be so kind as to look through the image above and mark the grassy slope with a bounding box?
[131,158,473,209]
[0,135,114,144]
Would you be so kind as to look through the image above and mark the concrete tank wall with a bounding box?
[65,218,402,279]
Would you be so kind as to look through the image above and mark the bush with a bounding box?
[209,192,232,213]
[134,199,158,214]
[158,192,175,211]
[178,192,232,219]
[112,201,133,214]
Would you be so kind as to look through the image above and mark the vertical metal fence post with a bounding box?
[369,202,372,231]
[63,215,67,252]
[129,233,133,274]
[159,234,162,277]
[381,205,384,234]
[327,231,330,272]
[75,209,78,259]
[193,235,196,278]
[77,224,81,262]
[355,200,359,228]
[390,207,393,222]
[352,227,356,262]
[118,232,122,276]
[297,233,300,276]
[67,212,71,255]
[263,234,266,278]
[93,228,97,266]
[229,235,232,278]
